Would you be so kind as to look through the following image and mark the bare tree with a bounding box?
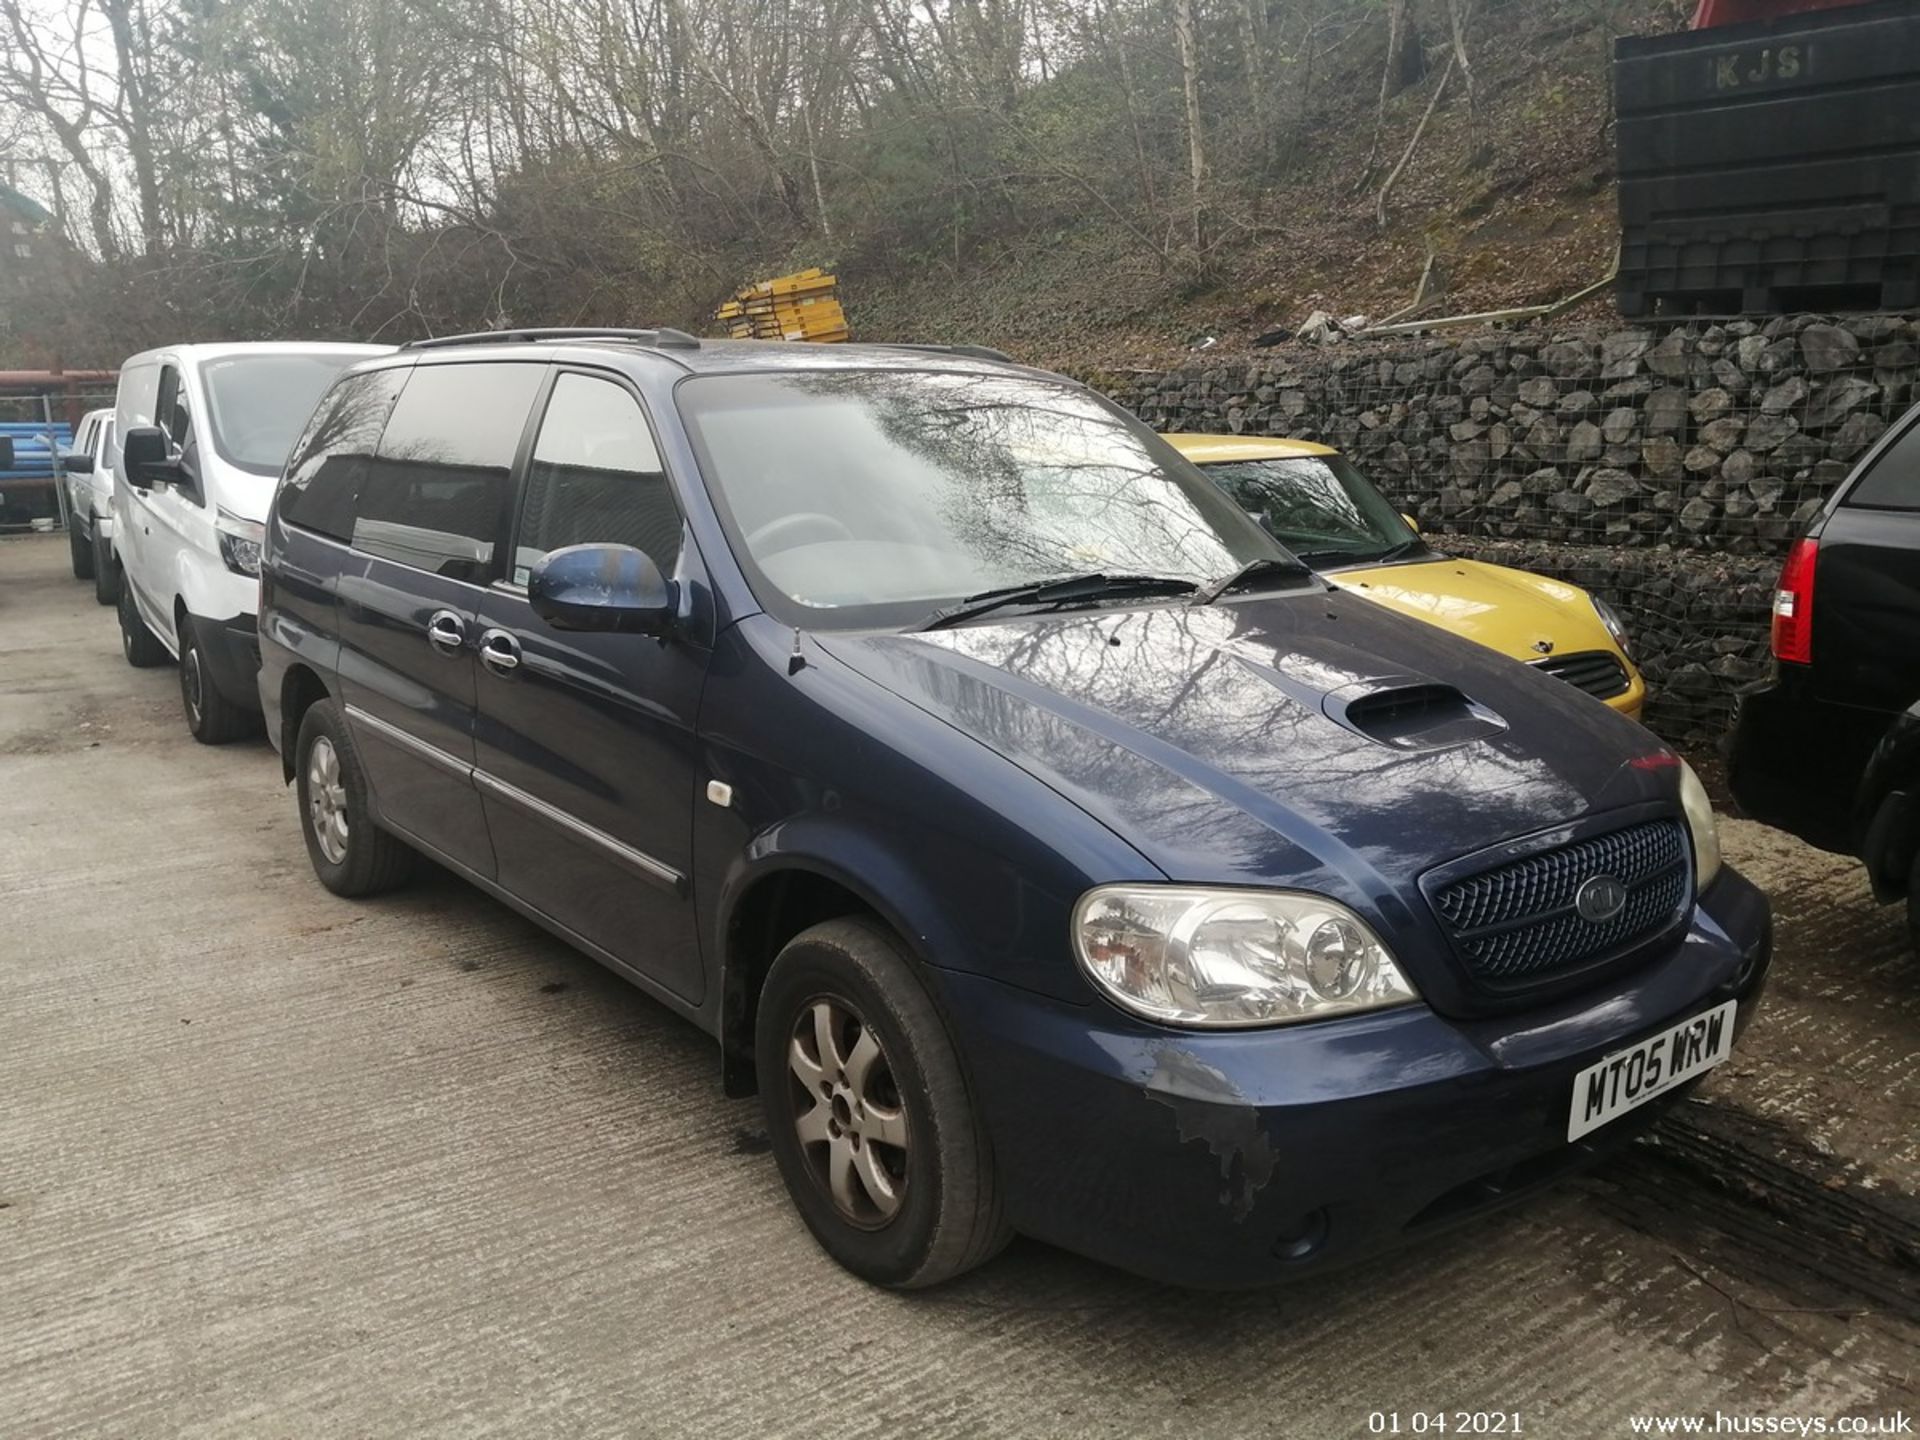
[1173,0,1205,256]
[1447,0,1483,166]
[0,0,123,257]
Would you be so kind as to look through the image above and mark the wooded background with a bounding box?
[0,0,1683,363]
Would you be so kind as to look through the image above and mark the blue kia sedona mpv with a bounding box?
[257,329,1772,1289]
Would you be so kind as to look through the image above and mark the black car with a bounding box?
[257,329,1770,1289]
[1730,400,1920,950]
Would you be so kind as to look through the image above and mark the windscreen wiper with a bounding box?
[1367,537,1429,565]
[1189,556,1314,607]
[921,572,1200,631]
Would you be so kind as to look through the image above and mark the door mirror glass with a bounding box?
[62,451,95,475]
[121,425,181,489]
[529,543,675,635]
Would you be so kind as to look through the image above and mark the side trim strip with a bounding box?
[344,703,473,780]
[342,703,686,896]
[472,769,686,895]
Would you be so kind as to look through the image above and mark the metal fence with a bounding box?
[0,383,116,531]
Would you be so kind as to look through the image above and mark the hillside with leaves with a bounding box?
[0,0,1691,369]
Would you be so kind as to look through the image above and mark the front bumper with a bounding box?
[938,865,1771,1289]
[191,612,264,713]
[1609,668,1647,721]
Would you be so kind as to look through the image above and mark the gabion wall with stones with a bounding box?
[1084,313,1916,743]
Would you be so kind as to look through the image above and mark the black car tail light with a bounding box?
[1771,537,1818,665]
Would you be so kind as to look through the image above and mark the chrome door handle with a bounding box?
[426,610,467,655]
[478,628,522,675]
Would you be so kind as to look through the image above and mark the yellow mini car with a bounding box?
[1164,434,1646,720]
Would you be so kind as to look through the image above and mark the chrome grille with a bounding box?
[1430,819,1691,988]
[1531,650,1631,701]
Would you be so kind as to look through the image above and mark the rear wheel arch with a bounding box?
[279,664,333,783]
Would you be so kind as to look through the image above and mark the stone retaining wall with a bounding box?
[1436,538,1777,742]
[1080,313,1917,741]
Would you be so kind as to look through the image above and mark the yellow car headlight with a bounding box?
[1590,594,1633,658]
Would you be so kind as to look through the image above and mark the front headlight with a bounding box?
[1679,761,1722,891]
[1072,886,1420,1028]
[216,508,265,577]
[1590,594,1632,658]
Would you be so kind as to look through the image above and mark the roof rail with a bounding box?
[402,327,702,353]
[877,342,1016,364]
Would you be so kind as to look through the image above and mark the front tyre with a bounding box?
[179,615,256,744]
[1907,853,1919,958]
[117,582,168,668]
[756,917,1009,1288]
[69,520,94,579]
[93,538,119,605]
[295,699,413,898]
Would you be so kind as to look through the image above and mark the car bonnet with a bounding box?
[1331,557,1616,666]
[816,588,1676,902]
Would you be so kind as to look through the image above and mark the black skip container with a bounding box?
[1615,0,1920,316]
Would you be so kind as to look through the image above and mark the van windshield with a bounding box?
[677,368,1297,629]
[203,354,364,474]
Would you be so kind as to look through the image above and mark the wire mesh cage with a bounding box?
[1094,313,1916,743]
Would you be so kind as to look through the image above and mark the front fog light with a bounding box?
[1073,886,1419,1028]
[1679,760,1722,890]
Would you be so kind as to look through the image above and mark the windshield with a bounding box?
[1199,454,1424,566]
[202,354,365,475]
[677,369,1298,629]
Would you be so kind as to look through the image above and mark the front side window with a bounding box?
[513,373,678,583]
[157,365,192,450]
[1845,419,1920,511]
[1201,454,1422,566]
[351,362,543,581]
[278,368,408,542]
[677,369,1285,628]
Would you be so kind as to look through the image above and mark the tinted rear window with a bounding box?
[1845,417,1920,511]
[352,362,543,581]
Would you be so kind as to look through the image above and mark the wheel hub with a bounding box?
[307,735,350,865]
[788,996,909,1228]
[183,648,203,722]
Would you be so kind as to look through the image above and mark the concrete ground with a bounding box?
[2,531,1915,1438]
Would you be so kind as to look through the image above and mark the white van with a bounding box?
[60,406,118,604]
[112,342,390,742]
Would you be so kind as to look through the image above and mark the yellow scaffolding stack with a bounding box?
[715,268,848,343]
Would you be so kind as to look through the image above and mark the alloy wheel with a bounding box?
[788,996,910,1228]
[306,734,350,865]
[182,645,204,726]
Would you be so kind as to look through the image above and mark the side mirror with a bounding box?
[62,451,95,475]
[1401,512,1421,535]
[121,424,182,489]
[529,543,676,636]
